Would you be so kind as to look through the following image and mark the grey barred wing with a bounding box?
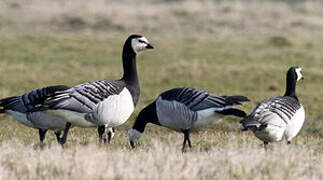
[0,85,70,113]
[159,88,230,111]
[43,80,125,113]
[248,96,301,125]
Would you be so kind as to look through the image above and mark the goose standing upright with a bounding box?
[30,34,154,145]
[240,66,305,150]
[129,87,249,152]
[0,86,70,146]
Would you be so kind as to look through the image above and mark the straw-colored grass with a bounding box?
[0,134,322,180]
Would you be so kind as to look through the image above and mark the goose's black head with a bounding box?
[287,66,304,82]
[125,34,154,54]
[128,102,158,148]
[129,128,142,149]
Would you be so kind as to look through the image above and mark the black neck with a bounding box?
[121,45,138,85]
[121,40,140,105]
[284,71,297,97]
[132,102,160,133]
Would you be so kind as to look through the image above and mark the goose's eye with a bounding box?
[138,40,145,43]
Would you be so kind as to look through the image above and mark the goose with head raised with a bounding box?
[240,66,305,150]
[29,34,154,145]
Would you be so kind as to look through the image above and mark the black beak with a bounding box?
[130,141,135,149]
[146,44,154,49]
[301,77,304,80]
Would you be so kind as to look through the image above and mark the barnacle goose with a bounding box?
[240,66,305,150]
[0,86,70,146]
[30,34,154,145]
[129,87,249,152]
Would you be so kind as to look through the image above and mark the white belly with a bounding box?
[94,88,135,127]
[284,106,305,141]
[6,110,34,128]
[252,112,288,142]
[254,124,286,142]
[45,110,96,128]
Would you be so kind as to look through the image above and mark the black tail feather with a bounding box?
[217,108,247,117]
[0,96,22,112]
[242,124,267,132]
[225,96,250,105]
[240,117,268,132]
[0,85,70,113]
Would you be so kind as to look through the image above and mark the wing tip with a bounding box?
[217,108,247,117]
[225,96,250,105]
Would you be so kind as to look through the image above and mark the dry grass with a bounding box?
[1,0,323,36]
[0,134,322,180]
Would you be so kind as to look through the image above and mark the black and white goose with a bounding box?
[129,87,249,152]
[30,34,154,144]
[0,86,70,146]
[240,66,305,150]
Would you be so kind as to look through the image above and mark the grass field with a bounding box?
[0,0,322,179]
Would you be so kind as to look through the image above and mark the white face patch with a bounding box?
[129,128,142,143]
[131,37,150,53]
[295,67,303,81]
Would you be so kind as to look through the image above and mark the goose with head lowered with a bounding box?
[29,34,154,145]
[0,85,116,146]
[0,86,70,146]
[240,66,305,150]
[129,87,249,152]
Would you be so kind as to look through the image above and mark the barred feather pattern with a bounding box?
[0,85,69,113]
[43,80,125,113]
[242,96,301,127]
[159,88,246,111]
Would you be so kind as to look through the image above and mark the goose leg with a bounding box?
[182,135,187,153]
[38,129,48,149]
[186,132,192,148]
[181,129,191,153]
[104,127,115,144]
[54,131,62,143]
[60,122,72,147]
[264,141,269,151]
[98,125,105,145]
[102,125,113,144]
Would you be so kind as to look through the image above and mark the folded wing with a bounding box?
[32,80,126,113]
[0,85,70,113]
[159,87,249,111]
[241,96,301,130]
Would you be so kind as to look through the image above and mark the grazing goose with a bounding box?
[129,87,249,152]
[30,34,154,145]
[240,66,305,150]
[0,86,70,146]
